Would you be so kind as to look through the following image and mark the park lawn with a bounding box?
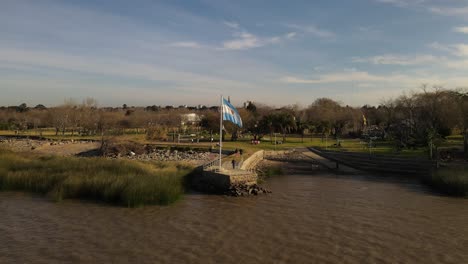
[3,129,462,158]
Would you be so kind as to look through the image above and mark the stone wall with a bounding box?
[240,150,264,170]
[192,169,258,193]
[312,148,437,176]
[229,172,258,186]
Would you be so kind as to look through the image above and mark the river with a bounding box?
[1,173,468,263]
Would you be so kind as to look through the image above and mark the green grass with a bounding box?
[222,136,428,157]
[0,150,193,207]
[2,128,462,158]
[423,166,468,197]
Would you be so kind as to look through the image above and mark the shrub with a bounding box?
[146,126,169,141]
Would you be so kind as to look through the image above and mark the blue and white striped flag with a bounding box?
[222,97,243,128]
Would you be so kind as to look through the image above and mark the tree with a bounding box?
[34,104,47,110]
[453,90,468,158]
[246,101,257,113]
[296,117,309,143]
[17,103,28,113]
[275,111,296,143]
[305,98,348,142]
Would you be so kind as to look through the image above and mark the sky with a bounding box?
[1,0,468,107]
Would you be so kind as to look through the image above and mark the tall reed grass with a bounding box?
[423,166,468,197]
[0,150,193,207]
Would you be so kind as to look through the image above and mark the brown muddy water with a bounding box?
[1,173,468,264]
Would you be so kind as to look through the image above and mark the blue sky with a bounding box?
[1,0,467,107]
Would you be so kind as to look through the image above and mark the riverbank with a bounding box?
[0,150,193,207]
[305,148,468,198]
[423,165,468,197]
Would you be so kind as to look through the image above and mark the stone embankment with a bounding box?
[0,137,214,164]
[0,137,93,150]
[109,149,214,164]
[264,150,314,162]
[309,148,435,175]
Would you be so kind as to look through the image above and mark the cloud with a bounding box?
[430,42,468,57]
[454,26,468,34]
[280,70,468,88]
[223,21,239,29]
[375,0,468,19]
[285,24,335,38]
[444,59,468,69]
[167,21,299,51]
[169,41,201,48]
[429,6,468,16]
[352,51,468,71]
[0,47,256,90]
[221,30,294,50]
[222,32,264,50]
[375,0,426,7]
[281,71,393,84]
[286,32,297,39]
[352,54,438,65]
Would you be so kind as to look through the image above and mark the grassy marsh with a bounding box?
[0,150,193,207]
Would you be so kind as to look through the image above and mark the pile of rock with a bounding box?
[48,140,94,146]
[0,138,45,151]
[266,151,311,161]
[108,149,213,163]
[0,137,97,151]
[225,184,271,197]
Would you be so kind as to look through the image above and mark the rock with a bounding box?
[225,183,271,197]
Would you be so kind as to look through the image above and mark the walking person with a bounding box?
[231,159,236,169]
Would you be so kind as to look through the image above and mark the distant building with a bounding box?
[181,113,202,126]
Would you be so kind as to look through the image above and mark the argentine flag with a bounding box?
[222,97,243,128]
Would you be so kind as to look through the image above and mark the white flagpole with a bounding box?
[219,95,223,171]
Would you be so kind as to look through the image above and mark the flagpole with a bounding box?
[219,95,223,171]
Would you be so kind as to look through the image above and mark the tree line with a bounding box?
[1,87,467,157]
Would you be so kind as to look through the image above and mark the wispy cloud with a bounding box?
[376,0,468,19]
[429,6,468,16]
[223,21,239,29]
[285,24,335,38]
[222,32,265,50]
[0,47,256,91]
[169,41,202,48]
[281,70,468,88]
[281,71,395,84]
[454,26,468,34]
[285,32,297,39]
[352,54,438,65]
[220,23,296,50]
[429,42,468,57]
[375,0,426,8]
